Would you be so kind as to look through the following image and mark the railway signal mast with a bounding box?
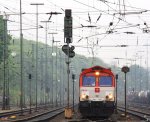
[62,9,75,58]
[63,9,75,118]
[121,66,130,118]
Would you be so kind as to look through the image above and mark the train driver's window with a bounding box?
[82,76,95,86]
[99,76,112,86]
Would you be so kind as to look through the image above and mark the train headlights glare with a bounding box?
[106,94,113,101]
[81,94,89,100]
[108,94,113,99]
[81,94,86,99]
[95,71,100,76]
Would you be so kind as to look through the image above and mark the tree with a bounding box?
[0,15,4,62]
[0,15,12,63]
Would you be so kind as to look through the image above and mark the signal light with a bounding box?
[95,71,100,76]
[62,45,75,58]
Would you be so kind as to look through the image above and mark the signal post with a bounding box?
[62,9,75,119]
[121,66,130,118]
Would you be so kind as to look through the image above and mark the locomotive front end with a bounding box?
[79,66,116,117]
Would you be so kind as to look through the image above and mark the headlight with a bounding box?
[108,94,113,99]
[81,94,89,100]
[106,93,113,101]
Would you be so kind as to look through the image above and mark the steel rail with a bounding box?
[117,106,150,121]
[12,106,65,122]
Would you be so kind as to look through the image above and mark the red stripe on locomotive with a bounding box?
[79,65,115,87]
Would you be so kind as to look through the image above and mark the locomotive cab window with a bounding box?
[82,76,95,86]
[99,76,112,86]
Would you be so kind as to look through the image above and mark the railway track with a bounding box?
[128,102,150,110]
[2,104,148,121]
[0,105,51,118]
[0,105,65,122]
[117,106,150,121]
[12,106,65,122]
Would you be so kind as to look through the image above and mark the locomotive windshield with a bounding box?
[82,76,95,86]
[99,76,112,86]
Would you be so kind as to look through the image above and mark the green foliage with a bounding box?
[3,38,108,105]
[1,37,150,105]
[0,16,4,62]
[0,15,12,63]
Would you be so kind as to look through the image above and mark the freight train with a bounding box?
[78,66,116,117]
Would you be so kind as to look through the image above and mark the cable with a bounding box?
[99,0,119,13]
[72,0,143,31]
[98,0,148,11]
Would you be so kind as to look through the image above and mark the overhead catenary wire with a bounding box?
[72,0,146,31]
[97,0,148,11]
[0,0,149,67]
